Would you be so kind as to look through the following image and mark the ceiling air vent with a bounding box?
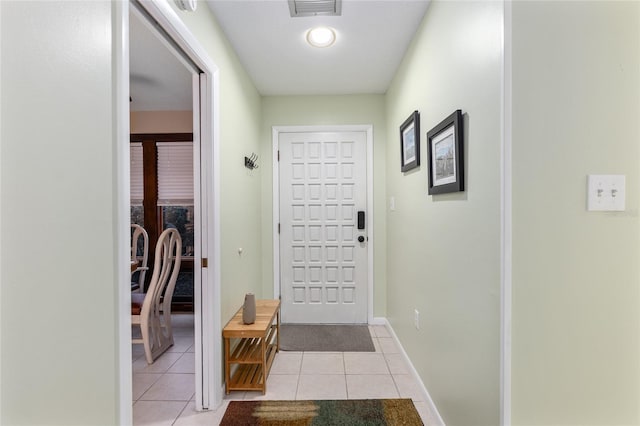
[288,0,342,17]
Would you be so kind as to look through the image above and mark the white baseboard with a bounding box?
[369,316,387,326]
[381,318,446,426]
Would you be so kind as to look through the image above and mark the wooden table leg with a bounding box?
[224,337,230,394]
[277,310,280,352]
[261,338,267,394]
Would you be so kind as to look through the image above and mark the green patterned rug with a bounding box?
[220,399,423,425]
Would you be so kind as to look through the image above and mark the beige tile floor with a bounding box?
[133,315,437,425]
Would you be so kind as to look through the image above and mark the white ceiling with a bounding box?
[206,0,430,96]
[129,9,193,112]
[129,0,430,111]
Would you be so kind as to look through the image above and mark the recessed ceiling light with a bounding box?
[306,26,336,48]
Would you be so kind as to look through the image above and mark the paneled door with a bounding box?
[279,131,368,324]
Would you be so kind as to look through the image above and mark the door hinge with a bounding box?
[278,223,281,234]
[277,150,280,161]
[202,258,208,268]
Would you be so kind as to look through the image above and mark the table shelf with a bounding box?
[223,300,280,394]
[228,343,278,391]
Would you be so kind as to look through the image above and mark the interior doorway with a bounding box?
[129,2,199,415]
[118,1,223,420]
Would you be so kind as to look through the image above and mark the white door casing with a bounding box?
[278,131,369,324]
[191,72,204,408]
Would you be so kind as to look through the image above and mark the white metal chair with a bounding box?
[131,224,149,292]
[131,228,182,364]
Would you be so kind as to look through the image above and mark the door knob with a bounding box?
[358,235,365,243]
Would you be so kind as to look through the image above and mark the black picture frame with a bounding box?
[400,110,420,172]
[427,109,464,195]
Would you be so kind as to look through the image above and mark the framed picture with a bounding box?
[427,109,464,195]
[400,110,420,172]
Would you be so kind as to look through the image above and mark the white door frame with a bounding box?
[115,1,222,423]
[501,1,513,425]
[272,125,375,324]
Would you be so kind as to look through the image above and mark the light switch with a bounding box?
[587,175,625,211]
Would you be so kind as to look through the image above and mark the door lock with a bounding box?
[357,211,365,230]
[358,235,365,243]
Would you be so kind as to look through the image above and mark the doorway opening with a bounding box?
[117,1,222,422]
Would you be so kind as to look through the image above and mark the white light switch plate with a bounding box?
[587,174,625,211]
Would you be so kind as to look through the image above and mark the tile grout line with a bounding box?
[294,351,304,400]
[380,324,404,398]
[170,400,190,426]
[134,372,164,402]
[342,352,349,399]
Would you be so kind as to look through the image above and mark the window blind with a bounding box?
[130,143,144,205]
[157,141,194,206]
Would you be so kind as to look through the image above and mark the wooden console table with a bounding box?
[223,299,280,394]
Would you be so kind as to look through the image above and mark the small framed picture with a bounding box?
[427,110,464,195]
[400,110,420,172]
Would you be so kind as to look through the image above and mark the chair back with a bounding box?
[131,224,149,290]
[141,228,182,321]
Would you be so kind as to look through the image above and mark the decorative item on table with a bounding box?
[242,293,256,324]
[427,109,464,195]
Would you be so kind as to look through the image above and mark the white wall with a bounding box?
[1,1,120,424]
[384,2,503,425]
[260,95,387,316]
[511,2,640,424]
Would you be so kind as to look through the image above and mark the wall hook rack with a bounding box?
[245,153,259,170]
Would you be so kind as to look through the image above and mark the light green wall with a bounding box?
[385,2,503,425]
[171,3,264,322]
[1,1,119,424]
[260,95,387,316]
[511,2,640,425]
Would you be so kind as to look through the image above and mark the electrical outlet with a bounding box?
[414,309,419,330]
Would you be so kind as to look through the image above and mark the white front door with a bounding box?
[279,131,368,324]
